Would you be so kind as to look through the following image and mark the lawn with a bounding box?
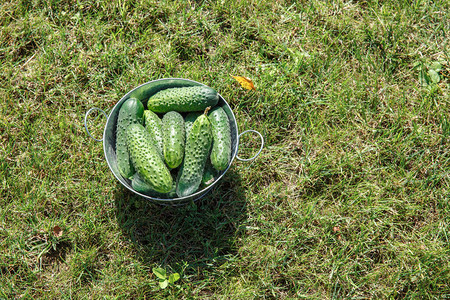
[1,0,449,298]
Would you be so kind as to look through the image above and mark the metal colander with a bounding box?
[85,78,263,205]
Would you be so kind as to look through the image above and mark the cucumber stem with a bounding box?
[204,106,211,115]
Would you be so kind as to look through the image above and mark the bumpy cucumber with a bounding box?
[147,86,219,113]
[126,123,173,193]
[201,159,218,187]
[162,111,185,169]
[208,106,232,171]
[176,112,213,197]
[144,110,164,155]
[116,98,144,178]
[131,172,177,198]
[128,79,201,104]
[185,112,202,138]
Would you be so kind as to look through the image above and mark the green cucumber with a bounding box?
[128,79,201,104]
[144,110,164,155]
[185,112,202,139]
[201,159,218,187]
[116,97,144,178]
[208,106,232,171]
[126,123,173,193]
[162,111,185,169]
[176,111,213,197]
[147,86,219,113]
[131,172,177,198]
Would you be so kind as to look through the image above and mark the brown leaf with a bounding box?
[53,226,63,237]
[231,75,256,90]
[333,226,340,233]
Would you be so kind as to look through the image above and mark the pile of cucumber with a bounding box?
[115,85,232,198]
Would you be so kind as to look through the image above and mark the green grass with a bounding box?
[1,0,449,298]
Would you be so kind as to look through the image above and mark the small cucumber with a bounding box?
[147,86,219,113]
[131,172,177,198]
[126,123,173,193]
[162,111,185,169]
[144,110,164,155]
[176,111,213,197]
[208,106,232,171]
[116,97,144,178]
[185,112,202,138]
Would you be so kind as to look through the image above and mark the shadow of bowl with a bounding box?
[113,168,246,267]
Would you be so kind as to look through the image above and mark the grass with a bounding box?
[1,0,449,298]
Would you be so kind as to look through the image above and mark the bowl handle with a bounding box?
[236,130,264,162]
[84,107,107,142]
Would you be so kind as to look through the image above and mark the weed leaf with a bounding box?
[428,69,440,84]
[430,61,442,72]
[159,279,169,289]
[152,267,167,280]
[168,273,180,284]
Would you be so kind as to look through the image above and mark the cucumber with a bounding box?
[162,111,185,169]
[144,110,164,155]
[185,112,202,138]
[176,111,213,197]
[126,123,173,193]
[147,86,219,113]
[131,172,177,198]
[116,97,144,178]
[208,106,231,171]
[128,79,201,104]
[201,159,218,187]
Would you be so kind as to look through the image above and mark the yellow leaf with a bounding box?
[231,75,256,90]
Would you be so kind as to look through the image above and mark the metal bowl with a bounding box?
[85,78,263,205]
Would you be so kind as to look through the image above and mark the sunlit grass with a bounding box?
[1,0,449,298]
